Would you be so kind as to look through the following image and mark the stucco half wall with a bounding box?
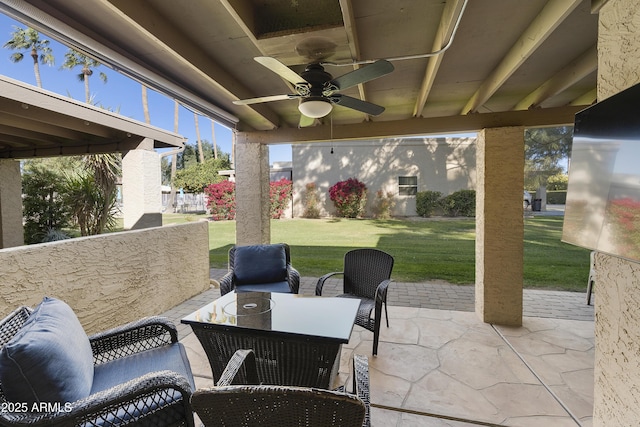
[0,221,210,334]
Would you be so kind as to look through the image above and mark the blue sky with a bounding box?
[0,13,293,164]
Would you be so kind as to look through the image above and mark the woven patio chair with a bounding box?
[191,349,371,427]
[0,298,195,427]
[219,243,300,295]
[316,248,394,356]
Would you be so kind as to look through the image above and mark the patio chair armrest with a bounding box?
[89,316,178,364]
[0,370,193,427]
[287,266,301,293]
[216,349,259,386]
[315,272,343,296]
[375,279,393,305]
[219,271,235,296]
[352,354,370,427]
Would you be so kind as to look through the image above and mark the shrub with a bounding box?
[205,179,293,220]
[22,165,71,244]
[416,190,443,217]
[440,189,476,217]
[547,190,567,204]
[302,182,321,218]
[329,178,367,218]
[372,190,395,219]
[205,180,236,220]
[269,178,293,219]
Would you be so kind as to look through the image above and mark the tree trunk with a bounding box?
[211,118,218,159]
[84,72,91,103]
[194,113,204,163]
[167,100,179,213]
[31,49,42,88]
[142,85,151,124]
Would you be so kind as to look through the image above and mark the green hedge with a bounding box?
[547,190,566,204]
[416,189,476,217]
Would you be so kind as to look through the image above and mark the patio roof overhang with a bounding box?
[0,0,599,141]
[0,75,186,159]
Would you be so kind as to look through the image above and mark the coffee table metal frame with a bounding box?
[182,292,359,389]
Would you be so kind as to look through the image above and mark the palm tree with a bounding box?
[60,49,107,102]
[167,100,180,212]
[194,113,205,163]
[3,26,54,88]
[142,85,151,123]
[211,118,218,159]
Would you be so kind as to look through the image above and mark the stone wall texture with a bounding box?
[594,1,640,425]
[0,222,210,334]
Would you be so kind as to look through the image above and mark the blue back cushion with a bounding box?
[0,297,94,404]
[234,244,287,285]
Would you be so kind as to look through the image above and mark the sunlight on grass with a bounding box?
[163,215,590,291]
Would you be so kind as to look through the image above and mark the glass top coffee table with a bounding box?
[181,291,360,389]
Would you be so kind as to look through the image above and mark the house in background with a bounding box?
[291,135,477,217]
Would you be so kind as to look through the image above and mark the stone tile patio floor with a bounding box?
[164,269,595,426]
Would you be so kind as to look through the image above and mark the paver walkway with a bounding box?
[209,268,594,321]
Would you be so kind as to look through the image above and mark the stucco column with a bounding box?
[122,142,162,230]
[475,127,524,325]
[0,159,24,248]
[235,134,270,245]
[593,1,640,425]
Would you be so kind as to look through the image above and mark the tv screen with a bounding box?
[562,82,640,261]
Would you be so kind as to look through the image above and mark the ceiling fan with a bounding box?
[233,56,394,124]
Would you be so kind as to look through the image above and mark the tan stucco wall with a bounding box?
[292,137,476,217]
[593,1,640,425]
[0,159,24,248]
[235,140,270,245]
[475,127,524,325]
[0,222,210,334]
[122,147,162,230]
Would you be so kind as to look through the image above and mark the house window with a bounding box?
[398,176,417,195]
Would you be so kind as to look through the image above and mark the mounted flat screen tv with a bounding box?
[562,82,640,262]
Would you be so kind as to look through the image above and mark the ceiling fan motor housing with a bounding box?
[300,64,334,97]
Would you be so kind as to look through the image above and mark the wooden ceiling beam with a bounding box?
[413,0,466,117]
[237,105,586,145]
[461,0,583,114]
[338,0,370,120]
[515,45,597,110]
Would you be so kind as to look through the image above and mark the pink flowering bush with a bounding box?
[269,178,293,219]
[205,180,236,220]
[329,178,367,218]
[205,178,293,220]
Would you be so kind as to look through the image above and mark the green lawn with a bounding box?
[163,215,591,292]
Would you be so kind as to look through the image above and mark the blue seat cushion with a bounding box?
[91,343,195,394]
[0,297,94,404]
[234,244,287,285]
[235,281,292,294]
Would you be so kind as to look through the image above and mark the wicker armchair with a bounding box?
[0,303,195,427]
[316,248,394,356]
[219,243,300,295]
[191,349,371,427]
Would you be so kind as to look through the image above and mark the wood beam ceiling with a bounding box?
[461,0,583,114]
[413,0,467,117]
[237,104,585,145]
[514,45,597,110]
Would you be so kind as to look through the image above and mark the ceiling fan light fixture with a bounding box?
[298,98,333,118]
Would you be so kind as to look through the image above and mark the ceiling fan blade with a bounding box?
[329,60,394,91]
[298,114,316,128]
[332,94,385,116]
[254,57,308,85]
[233,94,299,105]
